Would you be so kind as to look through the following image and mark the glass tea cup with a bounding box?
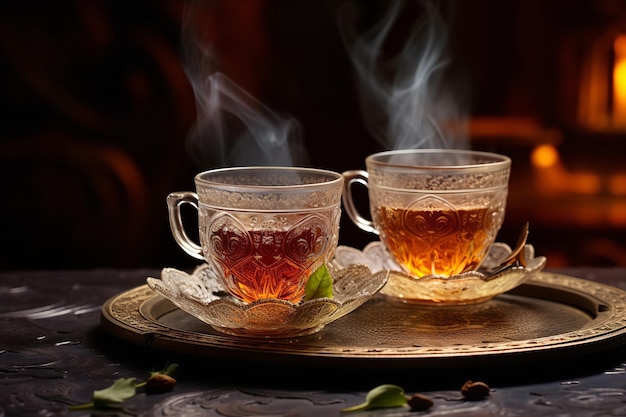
[342,149,511,278]
[167,166,344,304]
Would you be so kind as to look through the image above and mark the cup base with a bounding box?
[331,242,546,305]
[211,323,326,338]
[146,263,388,338]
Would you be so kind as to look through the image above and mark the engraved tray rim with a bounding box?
[100,272,626,369]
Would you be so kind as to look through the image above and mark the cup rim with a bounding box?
[366,149,511,171]
[194,166,344,191]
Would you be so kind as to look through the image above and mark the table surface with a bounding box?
[2,267,626,416]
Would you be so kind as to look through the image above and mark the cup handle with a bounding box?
[166,191,204,260]
[341,170,378,235]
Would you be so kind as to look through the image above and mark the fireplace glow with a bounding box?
[613,35,626,127]
[531,144,601,196]
[577,30,626,130]
[609,173,626,196]
[530,144,559,169]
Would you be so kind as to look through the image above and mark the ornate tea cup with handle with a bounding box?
[342,149,511,278]
[167,166,344,304]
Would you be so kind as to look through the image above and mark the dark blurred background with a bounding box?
[1,0,625,271]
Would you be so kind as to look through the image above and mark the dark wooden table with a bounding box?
[2,267,626,416]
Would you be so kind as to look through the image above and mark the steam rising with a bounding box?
[339,0,469,150]
[180,0,467,169]
[181,1,308,169]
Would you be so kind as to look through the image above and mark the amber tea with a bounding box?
[375,205,494,277]
[208,223,330,303]
[343,149,510,279]
[168,166,343,303]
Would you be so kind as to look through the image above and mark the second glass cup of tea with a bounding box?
[342,149,511,278]
[167,166,343,304]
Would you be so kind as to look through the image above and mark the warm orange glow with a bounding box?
[531,144,559,168]
[609,173,626,196]
[570,172,602,194]
[613,36,626,126]
[609,202,626,227]
[531,144,601,196]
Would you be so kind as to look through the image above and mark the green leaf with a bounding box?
[341,384,407,412]
[150,362,179,378]
[70,364,182,410]
[93,378,137,407]
[304,264,333,301]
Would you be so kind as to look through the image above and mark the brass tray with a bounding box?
[100,272,626,369]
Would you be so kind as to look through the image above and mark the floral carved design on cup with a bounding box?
[207,213,252,266]
[377,195,494,277]
[167,166,344,307]
[207,213,332,303]
[284,214,332,264]
[343,149,511,279]
[403,196,459,242]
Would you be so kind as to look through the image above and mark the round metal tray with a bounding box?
[101,272,626,369]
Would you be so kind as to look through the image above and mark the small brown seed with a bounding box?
[145,373,177,394]
[407,393,434,411]
[461,380,490,400]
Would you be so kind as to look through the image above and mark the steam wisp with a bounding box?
[339,0,469,151]
[181,1,308,169]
